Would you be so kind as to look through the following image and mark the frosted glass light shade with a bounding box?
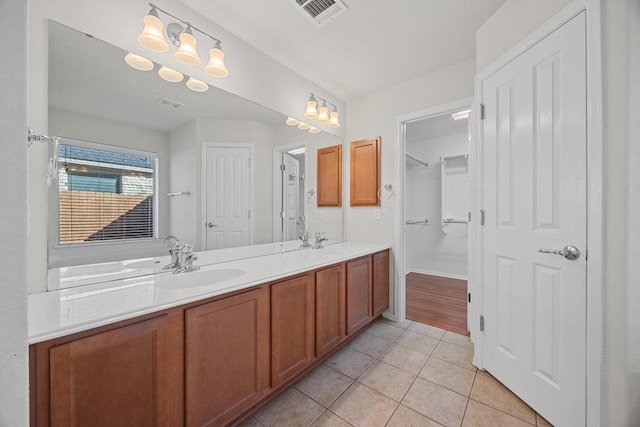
[138,13,169,52]
[174,31,201,66]
[125,53,154,71]
[205,47,229,78]
[304,99,318,119]
[327,111,341,128]
[186,77,208,92]
[158,66,184,82]
[297,122,310,130]
[286,117,299,126]
[316,102,329,123]
[309,127,321,134]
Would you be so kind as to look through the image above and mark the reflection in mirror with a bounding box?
[47,21,343,275]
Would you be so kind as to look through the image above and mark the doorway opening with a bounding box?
[273,143,307,242]
[395,97,473,333]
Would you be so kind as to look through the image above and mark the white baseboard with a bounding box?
[406,269,468,281]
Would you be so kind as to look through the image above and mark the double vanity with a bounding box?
[29,241,390,426]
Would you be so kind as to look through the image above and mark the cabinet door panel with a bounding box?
[346,256,373,335]
[185,288,269,427]
[350,137,381,206]
[316,264,346,357]
[373,250,390,316]
[49,316,171,427]
[317,144,342,207]
[271,274,315,386]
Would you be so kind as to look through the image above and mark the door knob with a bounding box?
[206,222,218,228]
[538,245,580,260]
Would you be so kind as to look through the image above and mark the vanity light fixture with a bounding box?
[158,65,184,82]
[303,93,341,128]
[297,122,311,131]
[137,3,229,77]
[451,109,471,120]
[309,127,321,134]
[124,52,154,71]
[285,117,322,134]
[286,117,299,126]
[186,76,209,92]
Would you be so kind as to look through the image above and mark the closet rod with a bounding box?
[405,152,428,167]
[441,153,469,162]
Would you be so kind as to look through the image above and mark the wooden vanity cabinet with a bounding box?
[350,137,381,206]
[270,274,315,387]
[30,310,184,427]
[372,250,390,316]
[345,256,374,335]
[315,264,346,357]
[317,144,343,207]
[184,286,269,427]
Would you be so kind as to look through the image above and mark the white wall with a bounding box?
[345,58,476,315]
[46,108,171,269]
[475,0,573,71]
[476,0,640,425]
[0,0,29,424]
[406,133,469,278]
[273,125,345,243]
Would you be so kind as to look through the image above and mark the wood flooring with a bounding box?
[406,272,469,336]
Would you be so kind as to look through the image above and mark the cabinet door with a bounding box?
[271,274,315,387]
[317,144,343,207]
[350,137,381,206]
[49,315,177,427]
[185,287,269,427]
[372,250,390,317]
[346,256,373,335]
[315,264,346,357]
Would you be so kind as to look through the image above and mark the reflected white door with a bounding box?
[480,12,586,426]
[204,146,251,250]
[282,153,299,241]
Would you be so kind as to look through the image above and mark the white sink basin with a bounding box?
[155,268,245,289]
[123,259,165,270]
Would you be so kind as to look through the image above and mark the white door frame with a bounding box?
[394,97,473,324]
[472,1,604,425]
[272,142,307,242]
[200,142,255,249]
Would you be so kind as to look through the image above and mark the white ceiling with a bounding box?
[49,21,285,134]
[180,0,507,101]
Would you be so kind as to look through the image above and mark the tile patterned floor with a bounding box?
[242,318,554,427]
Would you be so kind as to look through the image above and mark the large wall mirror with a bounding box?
[47,21,343,270]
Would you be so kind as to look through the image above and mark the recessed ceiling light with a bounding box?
[451,109,471,120]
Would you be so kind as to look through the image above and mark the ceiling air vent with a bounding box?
[294,0,348,28]
[158,97,184,109]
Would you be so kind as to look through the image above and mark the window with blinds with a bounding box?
[57,141,157,244]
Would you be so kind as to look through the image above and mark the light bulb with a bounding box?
[158,66,184,82]
[137,9,169,52]
[304,97,318,119]
[186,77,208,92]
[205,43,229,78]
[124,52,154,71]
[174,27,201,66]
[286,117,299,126]
[327,111,341,128]
[317,102,329,123]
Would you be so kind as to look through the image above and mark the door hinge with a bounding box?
[468,293,471,303]
[480,103,485,120]
[280,164,285,171]
[480,315,485,332]
[468,211,471,223]
[280,211,285,219]
[480,209,485,226]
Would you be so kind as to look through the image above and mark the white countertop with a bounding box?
[29,241,390,344]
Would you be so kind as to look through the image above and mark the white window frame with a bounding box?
[48,137,161,268]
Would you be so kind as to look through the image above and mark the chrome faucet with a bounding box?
[314,232,328,249]
[174,244,199,274]
[162,235,181,270]
[299,230,311,248]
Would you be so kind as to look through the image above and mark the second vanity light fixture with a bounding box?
[130,3,229,92]
[304,93,341,128]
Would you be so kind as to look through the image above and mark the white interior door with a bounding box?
[282,153,300,241]
[204,146,251,250]
[480,12,586,426]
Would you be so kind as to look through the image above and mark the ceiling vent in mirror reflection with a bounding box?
[294,0,349,28]
[158,97,184,109]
